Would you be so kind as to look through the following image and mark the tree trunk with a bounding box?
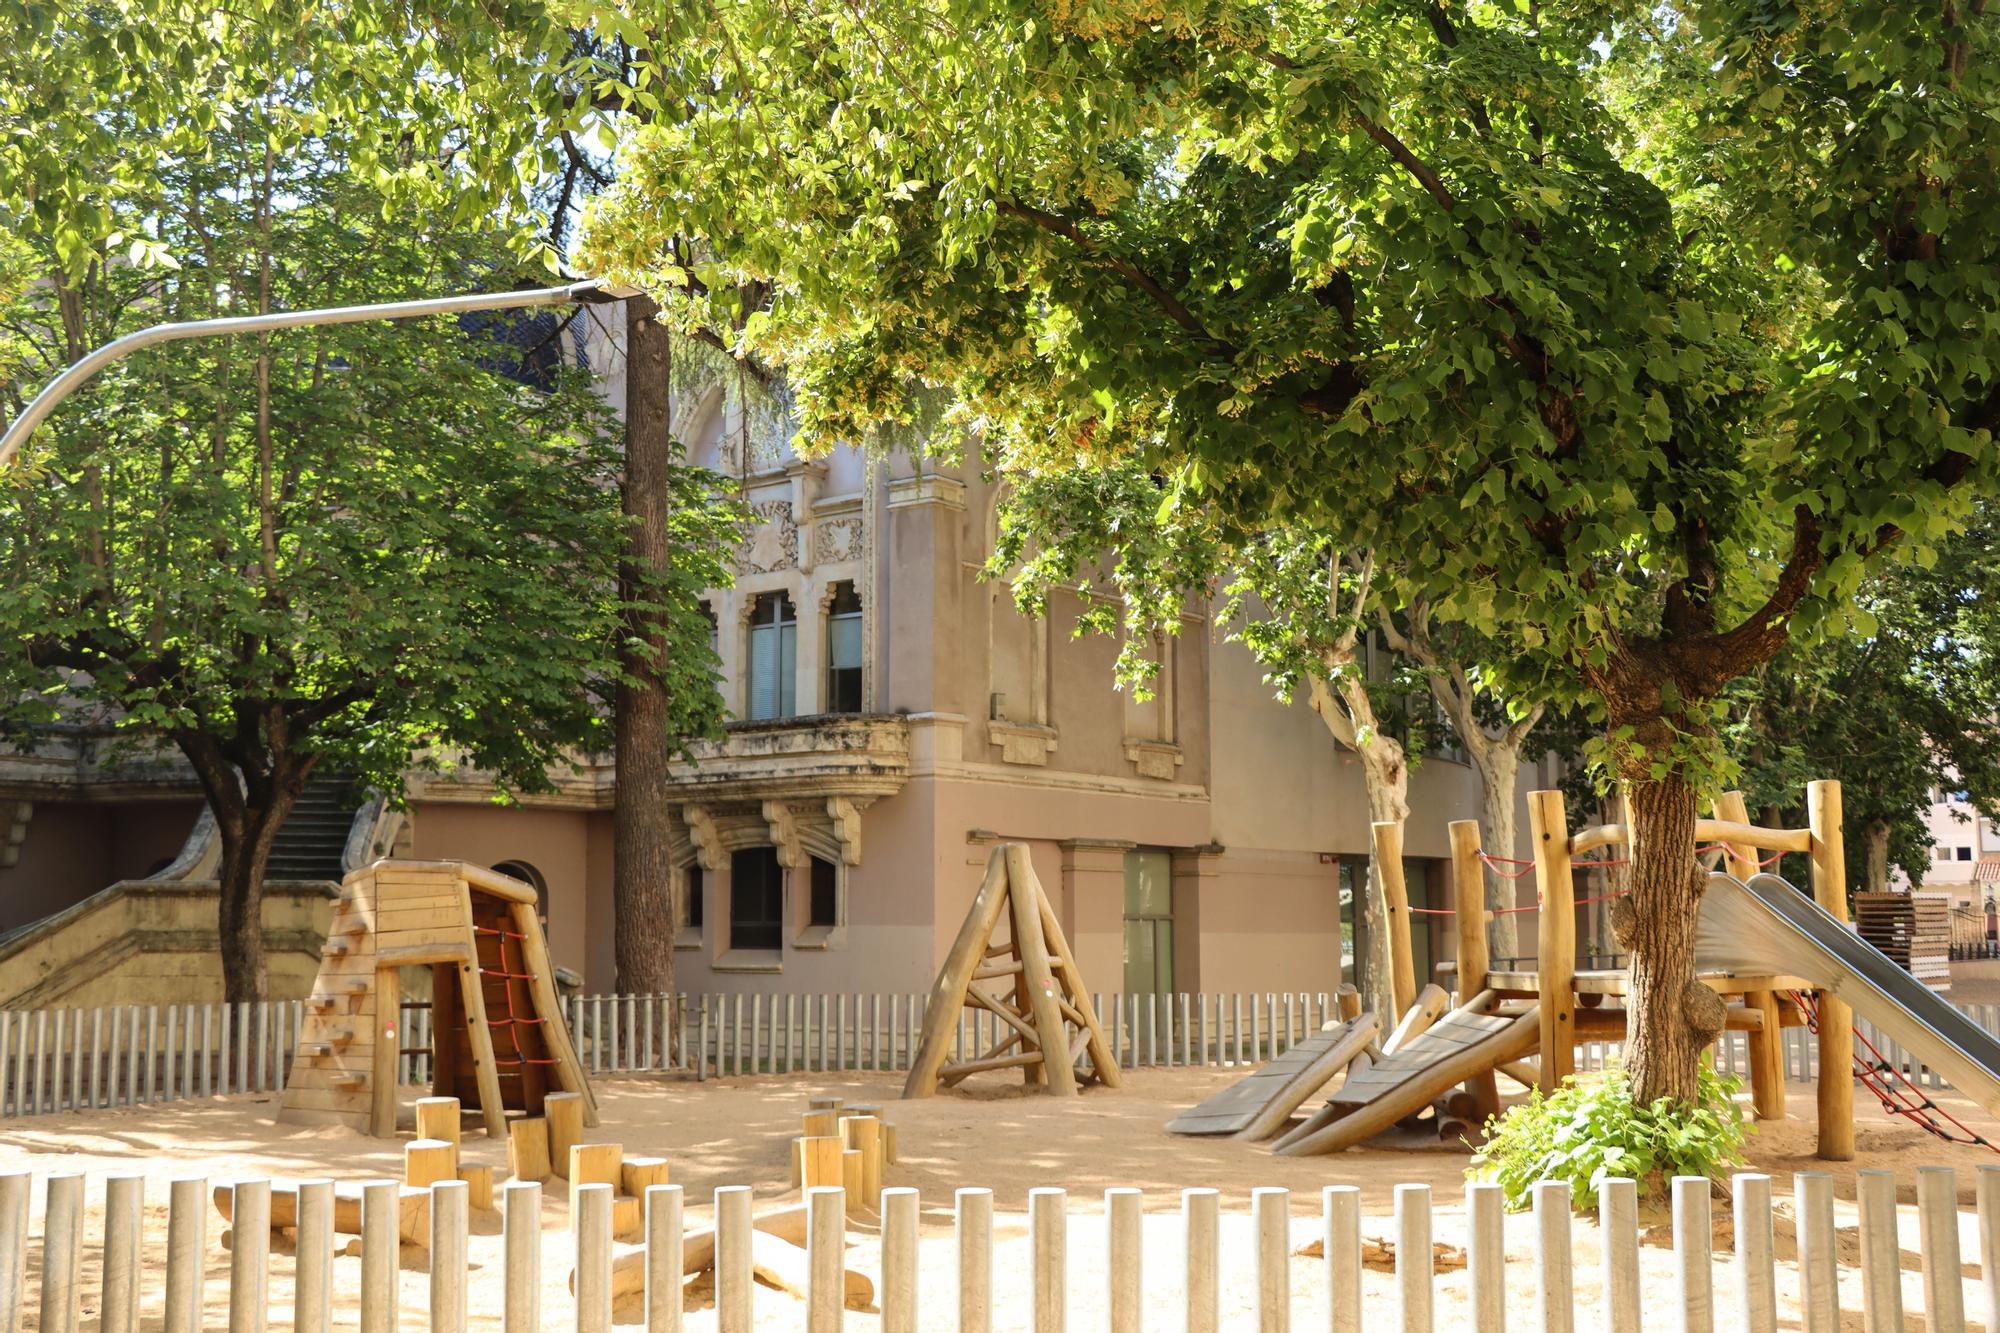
[1614,772,1725,1104]
[614,295,680,997]
[1864,819,1891,893]
[1466,740,1523,962]
[214,796,292,1004]
[1359,761,1410,1022]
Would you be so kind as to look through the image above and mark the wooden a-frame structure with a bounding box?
[280,859,596,1137]
[903,843,1119,1098]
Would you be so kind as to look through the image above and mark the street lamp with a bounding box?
[0,278,635,471]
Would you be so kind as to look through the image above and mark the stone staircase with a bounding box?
[265,775,362,882]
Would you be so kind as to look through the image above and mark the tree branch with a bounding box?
[995,201,1233,349]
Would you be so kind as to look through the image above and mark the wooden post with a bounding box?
[1372,822,1417,1021]
[360,1180,400,1333]
[1978,1166,2000,1333]
[881,1187,918,1333]
[1857,1169,1902,1331]
[509,1118,552,1181]
[1007,845,1079,1096]
[806,1187,845,1333]
[644,1184,683,1333]
[415,1098,462,1156]
[457,1165,495,1213]
[1029,1188,1066,1333]
[849,1117,882,1205]
[1918,1168,1965,1333]
[1106,1189,1142,1333]
[41,1174,82,1333]
[295,1180,334,1333]
[406,1139,458,1191]
[1394,1184,1432,1333]
[574,1184,611,1333]
[546,1093,584,1176]
[1807,780,1854,1160]
[1714,792,1786,1121]
[1253,1188,1289,1333]
[1322,1186,1360,1333]
[1732,1174,1776,1333]
[0,1172,26,1333]
[101,1175,143,1333]
[1533,1181,1572,1333]
[800,1137,844,1190]
[165,1177,205,1333]
[905,852,1013,1097]
[715,1187,754,1333]
[1528,790,1576,1091]
[957,1188,993,1333]
[1672,1176,1713,1333]
[228,1180,270,1333]
[1599,1179,1640,1333]
[504,1182,541,1333]
[1793,1174,1837,1333]
[1449,820,1491,1002]
[1466,1183,1504,1333]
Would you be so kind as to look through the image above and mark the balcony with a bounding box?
[670,713,911,804]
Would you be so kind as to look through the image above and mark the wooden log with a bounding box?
[1231,1013,1380,1144]
[1918,1168,1965,1332]
[904,851,1014,1097]
[406,1139,458,1190]
[431,1181,469,1333]
[1529,790,1576,1091]
[1793,1174,1838,1333]
[808,1097,844,1112]
[211,1181,428,1241]
[360,1182,399,1333]
[415,1097,462,1158]
[1106,1188,1141,1333]
[506,898,597,1126]
[1533,1181,1573,1333]
[1253,1188,1289,1332]
[1394,1184,1431,1332]
[802,1111,839,1140]
[644,1185,682,1333]
[1599,1178,1640,1333]
[841,1150,863,1198]
[1979,1166,2000,1333]
[596,1205,854,1303]
[1322,1186,1359,1333]
[41,1175,82,1333]
[800,1137,844,1190]
[958,1189,994,1333]
[457,1165,495,1213]
[1732,1174,1776,1333]
[0,1172,28,1333]
[574,1185,611,1333]
[101,1175,143,1333]
[1381,985,1447,1056]
[503,1182,540,1333]
[1807,781,1853,1161]
[883,1123,899,1165]
[1372,822,1418,1021]
[1450,820,1500,1124]
[1336,987,1362,1022]
[546,1093,584,1175]
[806,1187,845,1331]
[1672,1176,1713,1333]
[1005,844,1078,1097]
[1031,873,1120,1089]
[1714,792,1787,1122]
[294,1181,333,1333]
[621,1158,670,1198]
[165,1177,204,1333]
[1466,1183,1503,1333]
[226,1181,269,1333]
[568,1144,622,1231]
[1029,1189,1066,1333]
[509,1118,552,1181]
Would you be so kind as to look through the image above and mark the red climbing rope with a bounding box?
[1788,989,1998,1153]
[1696,844,1789,867]
[480,930,558,1067]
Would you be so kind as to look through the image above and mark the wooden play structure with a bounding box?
[278,860,595,1138]
[1857,890,1952,992]
[1168,781,1951,1162]
[902,843,1118,1098]
[788,1095,900,1205]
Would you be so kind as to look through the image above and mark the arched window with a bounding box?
[491,860,550,921]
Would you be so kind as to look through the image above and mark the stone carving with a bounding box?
[814,516,863,565]
[762,799,802,868]
[1124,739,1185,781]
[825,796,864,865]
[741,500,798,573]
[682,805,723,871]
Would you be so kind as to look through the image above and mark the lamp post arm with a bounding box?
[0,278,630,471]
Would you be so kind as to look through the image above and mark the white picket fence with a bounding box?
[1,1163,1997,1331]
[4,991,1996,1119]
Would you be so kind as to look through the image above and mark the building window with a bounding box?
[810,857,839,928]
[1960,846,1975,862]
[825,582,863,713]
[729,847,785,952]
[747,593,797,720]
[678,864,705,932]
[491,860,549,921]
[1122,848,1174,994]
[1938,846,1954,861]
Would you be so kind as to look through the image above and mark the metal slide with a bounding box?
[1696,871,2000,1120]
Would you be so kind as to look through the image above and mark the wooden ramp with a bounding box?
[1273,1003,1540,1156]
[1165,1014,1379,1138]
[903,843,1117,1098]
[279,859,595,1138]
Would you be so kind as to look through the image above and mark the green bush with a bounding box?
[1469,1065,1748,1211]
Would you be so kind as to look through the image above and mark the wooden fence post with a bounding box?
[1395,1183,1432,1333]
[41,1174,82,1333]
[957,1188,993,1333]
[715,1186,753,1333]
[1185,1189,1221,1333]
[1105,1189,1141,1333]
[644,1183,682,1333]
[1599,1178,1640,1333]
[805,1187,846,1333]
[1978,1165,2000,1333]
[1030,1187,1067,1333]
[1372,822,1417,1021]
[165,1177,205,1333]
[296,1180,333,1333]
[101,1175,143,1333]
[1918,1167,1965,1332]
[1857,1170,1902,1331]
[1807,780,1854,1161]
[574,1184,611,1333]
[0,1172,27,1333]
[1253,1188,1289,1333]
[880,1187,919,1333]
[1466,1182,1504,1333]
[1533,1180,1572,1333]
[228,1180,270,1333]
[503,1181,541,1333]
[1324,1185,1361,1333]
[361,1180,400,1333]
[1793,1173,1837,1333]
[1731,1174,1776,1333]
[1528,790,1576,1090]
[1673,1177,1712,1333]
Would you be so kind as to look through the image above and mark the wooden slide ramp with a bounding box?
[1165,1014,1379,1138]
[1273,1004,1540,1156]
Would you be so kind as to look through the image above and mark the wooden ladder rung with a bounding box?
[300,1042,333,1059]
[306,995,339,1012]
[326,1027,356,1049]
[328,1072,366,1088]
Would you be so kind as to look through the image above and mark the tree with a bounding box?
[1730,506,2000,896]
[580,1,2000,1103]
[0,113,737,1000]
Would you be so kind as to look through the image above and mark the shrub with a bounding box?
[1469,1065,1748,1211]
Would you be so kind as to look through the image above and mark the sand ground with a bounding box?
[1,1067,1997,1329]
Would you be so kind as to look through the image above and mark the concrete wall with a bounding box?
[404,803,604,980]
[0,799,200,936]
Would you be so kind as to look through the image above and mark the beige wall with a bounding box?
[405,803,602,979]
[0,799,200,935]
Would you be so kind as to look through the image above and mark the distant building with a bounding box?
[1892,785,2000,912]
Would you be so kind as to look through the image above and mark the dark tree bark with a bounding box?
[181,734,310,1003]
[614,296,679,996]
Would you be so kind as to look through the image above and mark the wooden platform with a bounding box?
[1477,968,1817,998]
[1164,1015,1377,1137]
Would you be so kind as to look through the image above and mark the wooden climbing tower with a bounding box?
[903,843,1118,1098]
[279,859,595,1137]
